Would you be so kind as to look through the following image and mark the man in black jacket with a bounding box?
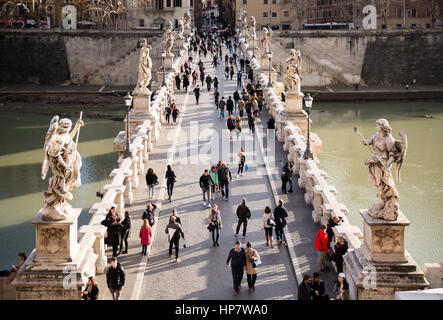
[218,163,232,200]
[165,216,185,262]
[226,96,234,116]
[297,274,312,300]
[226,241,246,296]
[106,257,125,300]
[142,202,157,226]
[199,170,215,207]
[107,216,123,257]
[233,89,240,112]
[194,85,201,105]
[273,199,288,246]
[235,198,251,238]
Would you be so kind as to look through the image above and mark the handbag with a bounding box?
[207,223,215,232]
[267,218,276,227]
[251,259,262,268]
[245,164,248,172]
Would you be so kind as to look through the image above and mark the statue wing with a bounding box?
[42,115,59,179]
[395,130,408,183]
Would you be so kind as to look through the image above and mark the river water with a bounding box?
[311,100,443,268]
[0,112,124,270]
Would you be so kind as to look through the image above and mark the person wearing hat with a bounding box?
[332,273,349,300]
[312,272,327,300]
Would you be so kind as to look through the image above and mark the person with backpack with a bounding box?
[235,198,251,238]
[200,169,215,208]
[165,216,185,263]
[262,206,275,248]
[119,211,131,255]
[273,199,288,246]
[205,74,213,91]
[145,168,158,200]
[142,202,157,227]
[237,147,246,177]
[139,219,152,256]
[208,204,223,247]
[162,164,175,201]
[106,257,125,300]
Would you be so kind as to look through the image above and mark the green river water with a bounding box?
[0,100,442,270]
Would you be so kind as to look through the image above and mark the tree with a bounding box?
[1,0,56,28]
[279,0,308,30]
[375,0,393,28]
[84,0,128,29]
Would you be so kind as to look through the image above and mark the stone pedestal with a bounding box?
[344,209,429,300]
[13,208,98,299]
[284,92,310,137]
[174,38,185,51]
[165,55,174,70]
[125,94,156,136]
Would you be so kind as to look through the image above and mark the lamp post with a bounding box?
[123,92,133,158]
[267,49,273,88]
[303,93,314,160]
[161,50,166,86]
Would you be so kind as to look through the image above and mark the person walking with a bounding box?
[142,202,156,227]
[234,115,242,139]
[194,85,201,105]
[214,88,220,108]
[312,272,327,300]
[262,206,275,248]
[281,162,294,193]
[165,104,171,124]
[224,65,229,80]
[226,241,247,296]
[165,164,176,202]
[257,95,264,114]
[175,73,181,91]
[230,65,234,80]
[227,114,236,140]
[252,96,259,117]
[219,97,226,118]
[233,89,240,113]
[172,106,180,124]
[315,224,330,273]
[267,116,275,140]
[107,216,123,257]
[199,169,215,207]
[237,70,243,88]
[139,219,152,256]
[247,112,255,135]
[191,70,197,87]
[297,274,313,300]
[331,273,349,300]
[209,166,219,200]
[208,204,223,247]
[237,147,246,177]
[238,98,245,117]
[226,96,234,116]
[81,276,99,300]
[245,242,260,291]
[200,71,205,87]
[213,76,219,90]
[145,168,158,200]
[205,74,213,91]
[106,257,125,300]
[218,162,232,200]
[240,58,245,72]
[165,216,185,262]
[170,208,182,225]
[183,73,190,91]
[235,198,251,238]
[273,199,288,246]
[119,211,131,255]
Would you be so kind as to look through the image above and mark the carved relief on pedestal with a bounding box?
[373,228,401,254]
[40,227,67,254]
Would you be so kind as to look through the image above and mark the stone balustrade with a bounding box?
[239,36,362,252]
[74,38,190,278]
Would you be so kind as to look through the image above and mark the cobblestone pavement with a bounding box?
[96,43,337,300]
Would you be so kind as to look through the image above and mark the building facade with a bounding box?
[218,0,235,28]
[235,0,306,31]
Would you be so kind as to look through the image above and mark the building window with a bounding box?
[174,0,182,7]
[263,0,268,4]
[139,19,145,27]
[190,0,193,6]
[243,0,247,4]
[263,12,268,18]
[411,9,416,18]
[426,23,431,28]
[167,0,171,7]
[272,0,276,4]
[272,12,277,18]
[284,11,289,17]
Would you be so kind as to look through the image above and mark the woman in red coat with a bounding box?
[139,219,152,256]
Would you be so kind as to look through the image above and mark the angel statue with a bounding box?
[41,115,85,221]
[178,17,185,40]
[184,8,192,32]
[355,119,408,221]
[261,27,273,56]
[135,39,152,96]
[248,16,256,40]
[285,49,302,93]
[165,25,175,57]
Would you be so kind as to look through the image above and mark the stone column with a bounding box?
[344,210,429,300]
[126,93,154,136]
[130,156,139,189]
[285,92,309,137]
